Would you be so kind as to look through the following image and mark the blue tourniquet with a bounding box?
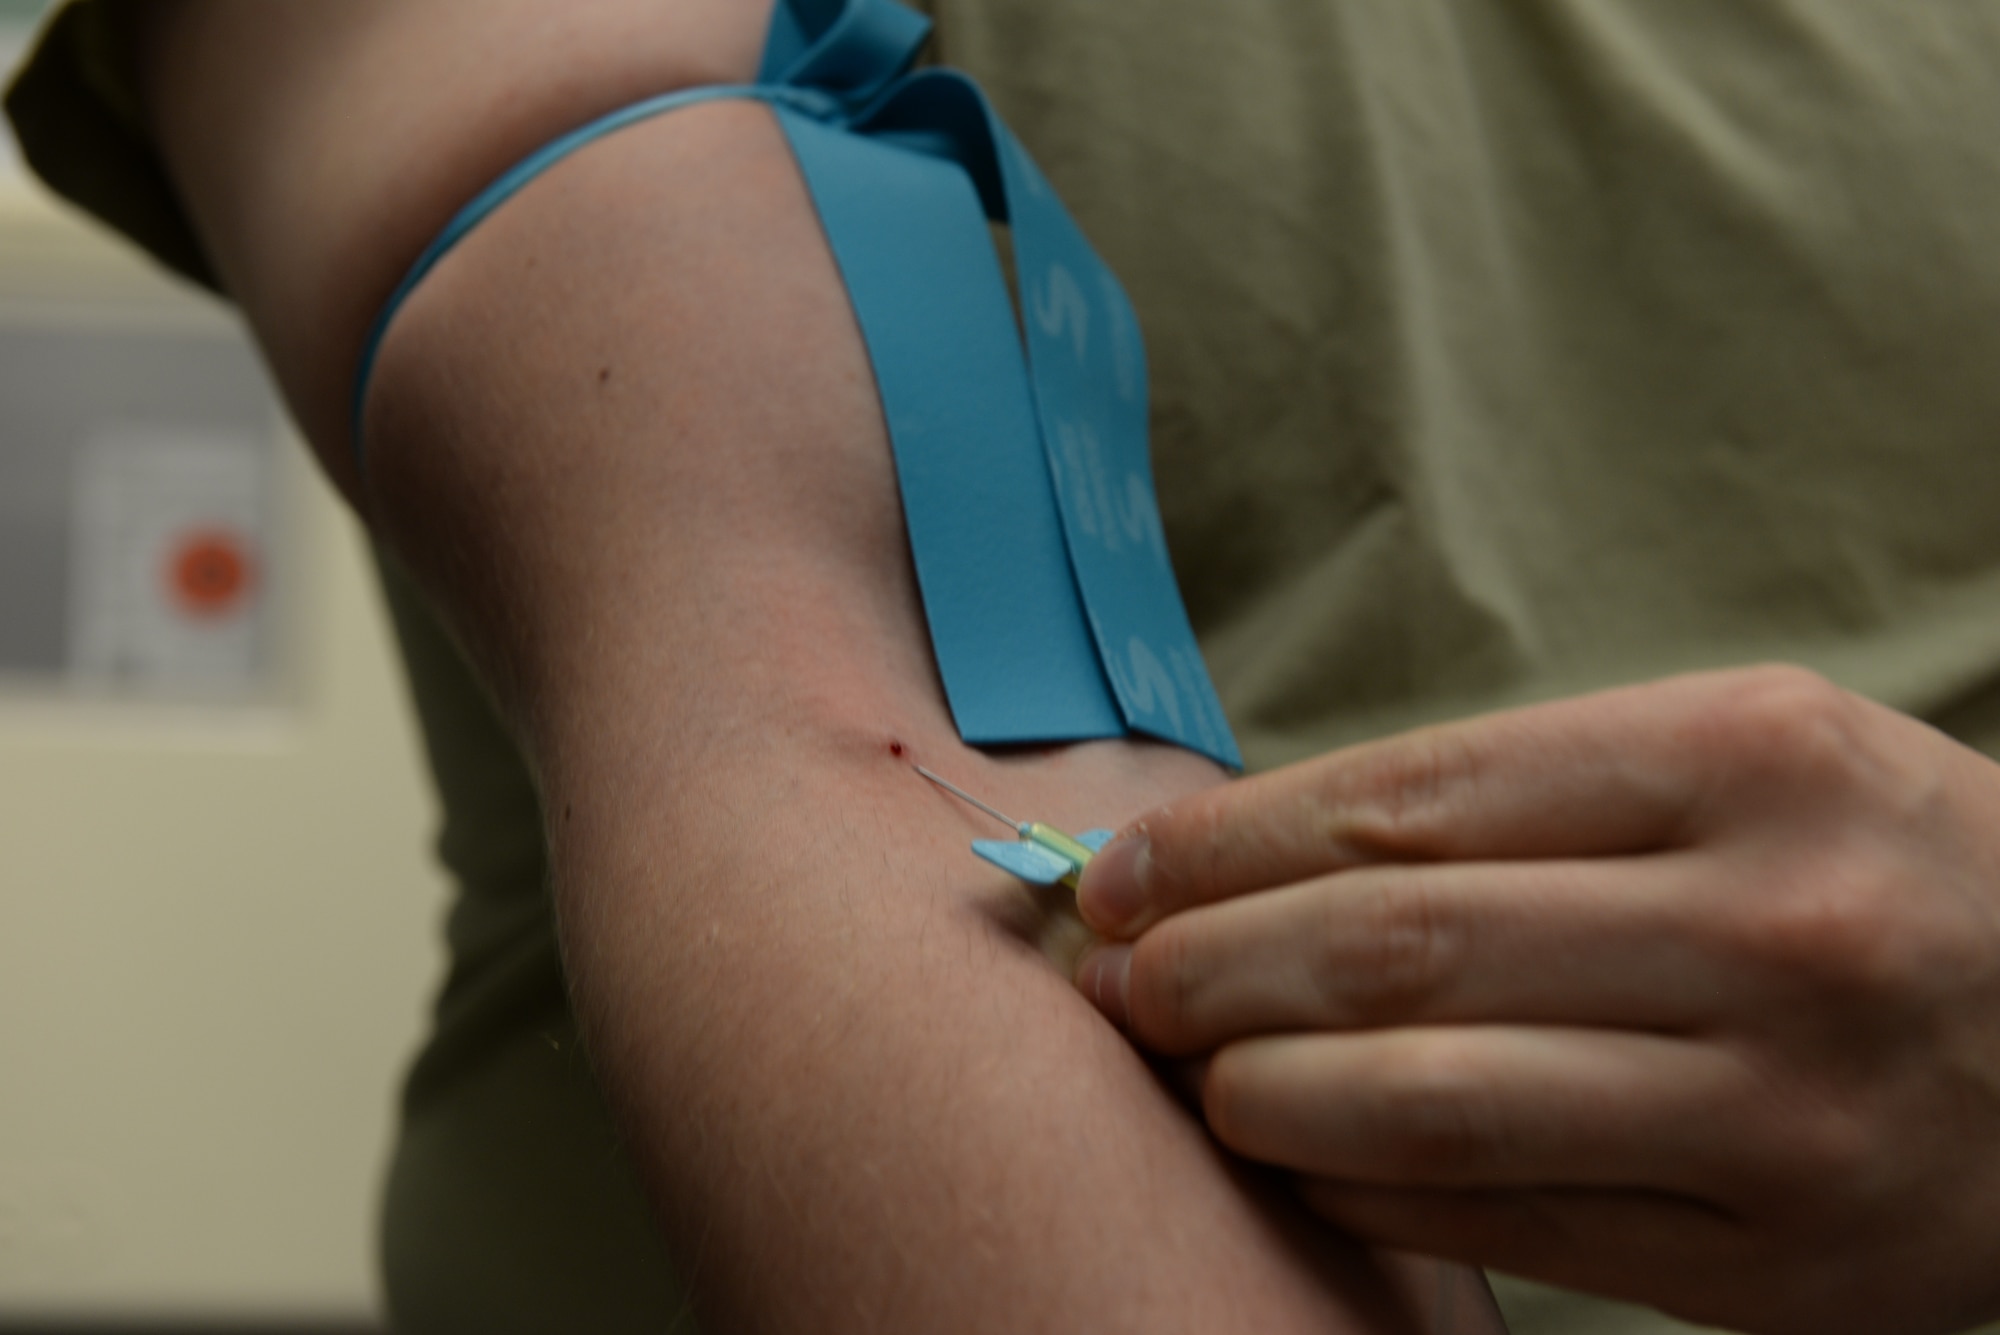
[352,0,1241,769]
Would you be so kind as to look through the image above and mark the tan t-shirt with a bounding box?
[931,0,2000,773]
[16,4,2000,1332]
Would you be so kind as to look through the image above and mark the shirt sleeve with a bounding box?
[4,0,220,293]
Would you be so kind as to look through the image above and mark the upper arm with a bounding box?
[139,0,776,496]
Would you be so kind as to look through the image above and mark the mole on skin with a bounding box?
[888,740,905,758]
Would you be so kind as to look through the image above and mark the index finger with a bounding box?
[1076,670,1754,936]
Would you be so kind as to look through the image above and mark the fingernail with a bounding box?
[1075,943,1132,1029]
[1077,831,1151,934]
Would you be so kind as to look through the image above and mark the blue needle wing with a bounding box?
[971,829,1119,885]
[972,839,1076,885]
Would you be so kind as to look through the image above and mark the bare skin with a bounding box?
[1076,665,2000,1335]
[136,2,1502,1330]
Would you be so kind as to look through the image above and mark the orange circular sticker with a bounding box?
[164,528,256,619]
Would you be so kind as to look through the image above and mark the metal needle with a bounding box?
[913,764,1025,834]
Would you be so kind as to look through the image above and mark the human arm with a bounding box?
[134,2,1501,1329]
[1074,665,2000,1335]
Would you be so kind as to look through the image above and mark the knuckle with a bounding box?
[1328,878,1456,1024]
[1342,727,1482,856]
[1374,1039,1503,1178]
[1741,1063,1875,1197]
[1698,665,1868,789]
[1732,861,1924,1003]
[1791,1099,1874,1189]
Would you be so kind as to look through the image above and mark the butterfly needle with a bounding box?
[914,763,1104,884]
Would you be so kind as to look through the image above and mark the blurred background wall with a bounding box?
[1,5,449,1328]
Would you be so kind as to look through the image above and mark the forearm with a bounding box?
[542,675,1366,1330]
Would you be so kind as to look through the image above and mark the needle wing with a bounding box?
[972,838,1078,886]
